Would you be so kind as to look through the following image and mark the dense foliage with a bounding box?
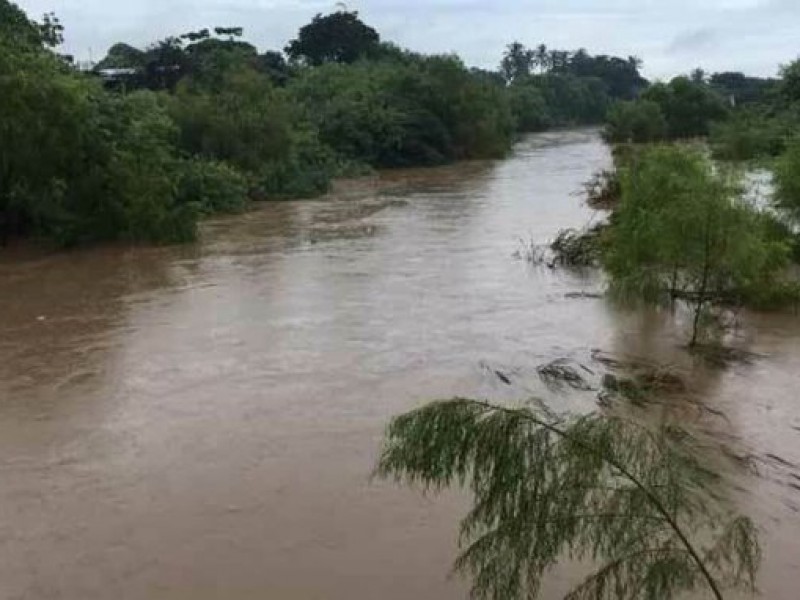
[0,5,217,245]
[773,139,800,223]
[604,100,667,143]
[709,109,791,161]
[708,71,777,106]
[284,11,380,66]
[604,77,728,143]
[700,61,800,163]
[289,56,515,167]
[603,146,793,344]
[1,2,651,247]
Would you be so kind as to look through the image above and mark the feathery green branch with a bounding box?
[376,398,760,599]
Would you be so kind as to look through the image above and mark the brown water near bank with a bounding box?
[0,129,799,599]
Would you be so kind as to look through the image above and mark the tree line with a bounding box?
[1,2,646,247]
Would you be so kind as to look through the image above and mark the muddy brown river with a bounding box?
[1,130,799,599]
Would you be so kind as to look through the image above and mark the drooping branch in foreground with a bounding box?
[376,398,760,600]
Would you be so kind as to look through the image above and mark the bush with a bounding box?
[533,74,610,125]
[255,129,339,199]
[710,111,788,161]
[507,83,552,131]
[641,77,728,139]
[551,224,606,266]
[286,62,407,166]
[168,68,297,173]
[175,159,249,215]
[71,91,198,245]
[168,65,341,200]
[773,139,800,223]
[604,100,667,143]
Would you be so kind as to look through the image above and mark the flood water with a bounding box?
[1,129,799,599]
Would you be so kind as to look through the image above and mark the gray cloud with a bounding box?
[14,0,800,79]
[667,28,717,55]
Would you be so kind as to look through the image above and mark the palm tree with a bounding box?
[535,43,549,73]
[500,41,533,83]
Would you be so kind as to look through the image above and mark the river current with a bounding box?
[1,130,798,599]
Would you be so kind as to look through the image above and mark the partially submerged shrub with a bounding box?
[603,100,667,144]
[710,111,789,161]
[584,169,621,209]
[551,223,606,266]
[603,145,792,345]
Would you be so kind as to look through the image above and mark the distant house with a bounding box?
[98,67,138,82]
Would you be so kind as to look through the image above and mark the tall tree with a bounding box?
[779,59,800,103]
[709,72,777,106]
[535,43,549,73]
[691,67,707,84]
[500,41,534,83]
[142,36,187,90]
[255,50,291,85]
[548,49,570,73]
[627,55,643,72]
[0,0,51,49]
[180,29,211,43]
[213,27,243,40]
[285,11,380,66]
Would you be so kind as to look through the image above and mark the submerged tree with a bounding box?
[603,146,790,346]
[377,398,761,600]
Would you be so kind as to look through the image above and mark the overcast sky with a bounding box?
[14,0,800,79]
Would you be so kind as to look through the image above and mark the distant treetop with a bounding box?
[284,11,380,66]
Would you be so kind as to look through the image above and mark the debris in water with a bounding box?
[600,373,647,405]
[494,370,512,386]
[564,291,604,299]
[513,236,549,265]
[537,359,594,391]
[478,361,517,387]
[638,368,688,394]
[765,453,798,469]
[595,355,696,411]
[690,343,761,368]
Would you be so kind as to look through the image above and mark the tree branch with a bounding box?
[452,398,725,600]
